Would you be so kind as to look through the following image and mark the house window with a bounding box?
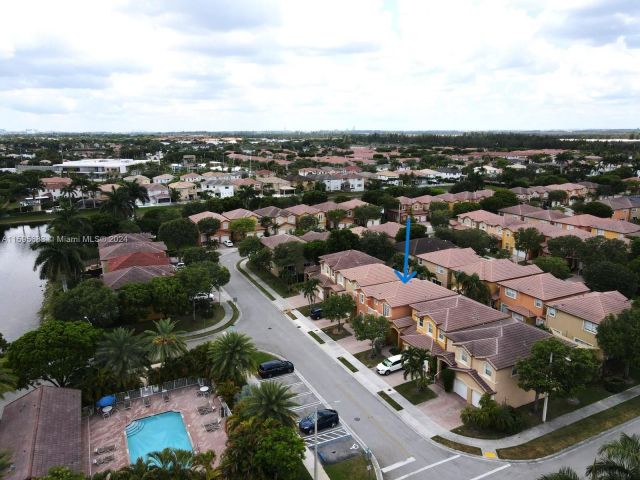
[418,318,424,327]
[427,323,433,336]
[484,363,493,377]
[460,351,468,364]
[534,298,542,308]
[359,293,364,304]
[596,229,604,236]
[583,321,598,334]
[505,288,517,299]
[438,330,445,341]
[574,337,594,347]
[383,304,390,317]
[506,231,511,237]
[547,308,556,318]
[436,266,445,274]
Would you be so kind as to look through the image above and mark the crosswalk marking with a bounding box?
[393,455,460,480]
[381,457,416,473]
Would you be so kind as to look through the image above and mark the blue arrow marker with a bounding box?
[394,216,417,284]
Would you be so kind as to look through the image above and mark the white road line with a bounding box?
[468,464,511,480]
[393,455,460,480]
[381,457,416,473]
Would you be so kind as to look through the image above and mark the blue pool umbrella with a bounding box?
[96,395,116,408]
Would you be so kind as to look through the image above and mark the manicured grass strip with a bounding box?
[246,261,295,298]
[286,311,297,320]
[308,331,326,344]
[183,301,240,340]
[324,454,371,480]
[251,350,278,365]
[321,326,352,341]
[497,395,640,460]
[451,424,508,440]
[337,356,359,373]
[394,380,437,405]
[432,435,482,456]
[236,260,276,300]
[377,390,403,411]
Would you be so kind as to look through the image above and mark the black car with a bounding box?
[299,409,339,434]
[258,360,294,378]
[309,307,323,320]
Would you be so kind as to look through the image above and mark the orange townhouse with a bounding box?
[598,197,640,222]
[497,272,590,324]
[456,209,522,239]
[555,214,640,240]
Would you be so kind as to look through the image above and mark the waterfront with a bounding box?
[0,224,48,341]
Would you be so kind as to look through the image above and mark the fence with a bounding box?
[82,377,210,417]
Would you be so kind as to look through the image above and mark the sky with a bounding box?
[1,0,639,132]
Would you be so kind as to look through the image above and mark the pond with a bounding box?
[0,223,49,341]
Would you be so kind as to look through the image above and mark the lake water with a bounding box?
[0,224,49,341]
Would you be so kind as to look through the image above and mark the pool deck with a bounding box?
[86,385,227,475]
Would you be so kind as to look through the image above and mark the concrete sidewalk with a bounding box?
[238,258,640,456]
[181,287,235,339]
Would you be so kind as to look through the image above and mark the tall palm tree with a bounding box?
[124,180,149,217]
[401,346,432,392]
[144,319,187,367]
[49,201,90,237]
[23,175,44,201]
[101,187,134,220]
[95,328,149,388]
[454,271,491,305]
[32,239,84,291]
[259,216,273,236]
[241,381,298,427]
[300,278,320,307]
[586,433,640,479]
[71,177,89,208]
[87,181,101,208]
[208,332,257,385]
[61,184,77,201]
[146,448,194,478]
[192,450,220,480]
[537,468,580,480]
[0,363,16,400]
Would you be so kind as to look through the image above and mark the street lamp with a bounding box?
[314,406,318,480]
[542,352,571,423]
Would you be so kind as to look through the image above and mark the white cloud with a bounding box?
[0,0,638,131]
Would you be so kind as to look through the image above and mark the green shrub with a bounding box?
[389,347,401,355]
[603,376,627,393]
[441,369,455,392]
[461,394,526,434]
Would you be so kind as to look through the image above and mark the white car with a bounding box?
[222,240,234,247]
[376,354,404,375]
[193,292,214,301]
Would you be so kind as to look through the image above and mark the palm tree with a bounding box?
[300,278,320,307]
[60,184,77,201]
[169,188,181,204]
[260,216,273,236]
[240,381,298,427]
[586,433,640,479]
[327,209,346,230]
[23,175,44,201]
[208,332,257,385]
[49,201,90,237]
[401,346,432,392]
[454,271,491,305]
[87,181,101,208]
[146,448,194,478]
[95,328,149,388]
[124,180,149,217]
[101,186,134,220]
[144,319,187,367]
[32,239,84,291]
[71,177,89,208]
[192,450,220,480]
[0,450,13,480]
[537,468,580,480]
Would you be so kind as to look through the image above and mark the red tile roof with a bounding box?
[188,211,228,224]
[339,263,398,288]
[260,234,305,250]
[367,221,402,239]
[107,251,170,272]
[222,208,258,220]
[102,264,175,289]
[319,250,382,271]
[99,241,167,261]
[417,247,482,269]
[286,204,321,216]
[361,279,456,308]
[456,259,542,283]
[547,291,631,325]
[411,295,510,332]
[498,273,590,301]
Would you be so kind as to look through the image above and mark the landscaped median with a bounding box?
[496,395,640,460]
[431,436,482,456]
[377,390,403,411]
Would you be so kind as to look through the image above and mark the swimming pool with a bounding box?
[126,411,192,463]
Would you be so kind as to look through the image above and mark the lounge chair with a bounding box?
[94,445,116,455]
[203,419,221,431]
[197,405,213,415]
[143,396,151,407]
[93,455,115,466]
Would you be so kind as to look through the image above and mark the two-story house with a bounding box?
[253,206,296,235]
[259,234,307,276]
[545,291,630,352]
[387,195,434,223]
[598,197,640,222]
[555,214,640,240]
[222,208,265,238]
[336,263,398,297]
[38,177,74,200]
[498,272,590,324]
[168,181,198,201]
[416,247,482,288]
[309,250,383,300]
[152,174,174,184]
[188,211,231,243]
[456,210,522,239]
[286,204,327,230]
[200,179,235,198]
[501,221,594,257]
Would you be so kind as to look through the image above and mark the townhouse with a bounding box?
[498,204,550,222]
[545,183,588,202]
[367,221,403,239]
[501,221,594,257]
[222,208,265,238]
[555,214,640,240]
[336,263,398,297]
[387,195,434,223]
[259,234,307,276]
[285,203,327,230]
[598,196,640,221]
[545,291,630,351]
[307,250,382,300]
[253,206,296,235]
[315,199,379,228]
[497,272,590,324]
[395,237,457,260]
[456,209,522,239]
[188,211,231,243]
[416,247,482,288]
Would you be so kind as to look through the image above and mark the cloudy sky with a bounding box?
[1,0,639,132]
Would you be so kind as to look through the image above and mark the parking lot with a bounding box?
[258,371,367,462]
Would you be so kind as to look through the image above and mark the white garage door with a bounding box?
[471,390,482,407]
[453,378,468,401]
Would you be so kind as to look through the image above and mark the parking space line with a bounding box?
[381,457,416,473]
[468,464,510,480]
[393,455,460,480]
[292,401,322,411]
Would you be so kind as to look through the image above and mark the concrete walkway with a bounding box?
[180,287,235,339]
[239,258,640,456]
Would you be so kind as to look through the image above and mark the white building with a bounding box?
[56,158,156,180]
[342,175,365,192]
[152,174,174,184]
[201,180,235,198]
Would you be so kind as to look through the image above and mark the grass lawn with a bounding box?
[308,331,326,344]
[497,395,640,460]
[298,305,312,317]
[251,350,278,365]
[0,207,100,226]
[294,461,312,480]
[324,454,372,480]
[451,424,510,440]
[125,303,225,334]
[246,261,296,298]
[353,350,384,368]
[377,390,403,410]
[431,436,482,456]
[337,356,359,373]
[394,380,437,405]
[321,325,352,341]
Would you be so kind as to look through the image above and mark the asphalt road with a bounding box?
[218,251,640,480]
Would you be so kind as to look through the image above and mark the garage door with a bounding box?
[471,390,482,407]
[453,378,468,401]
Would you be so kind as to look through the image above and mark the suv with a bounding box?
[298,409,339,434]
[376,354,404,375]
[258,360,294,378]
[309,307,322,320]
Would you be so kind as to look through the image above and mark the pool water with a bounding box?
[126,411,192,463]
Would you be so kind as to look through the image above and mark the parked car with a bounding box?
[376,354,404,375]
[298,409,339,434]
[193,292,214,301]
[176,262,185,269]
[222,239,234,247]
[258,359,294,378]
[309,307,322,320]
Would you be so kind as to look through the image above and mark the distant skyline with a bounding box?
[2,0,639,132]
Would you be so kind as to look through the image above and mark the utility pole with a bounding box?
[314,406,318,480]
